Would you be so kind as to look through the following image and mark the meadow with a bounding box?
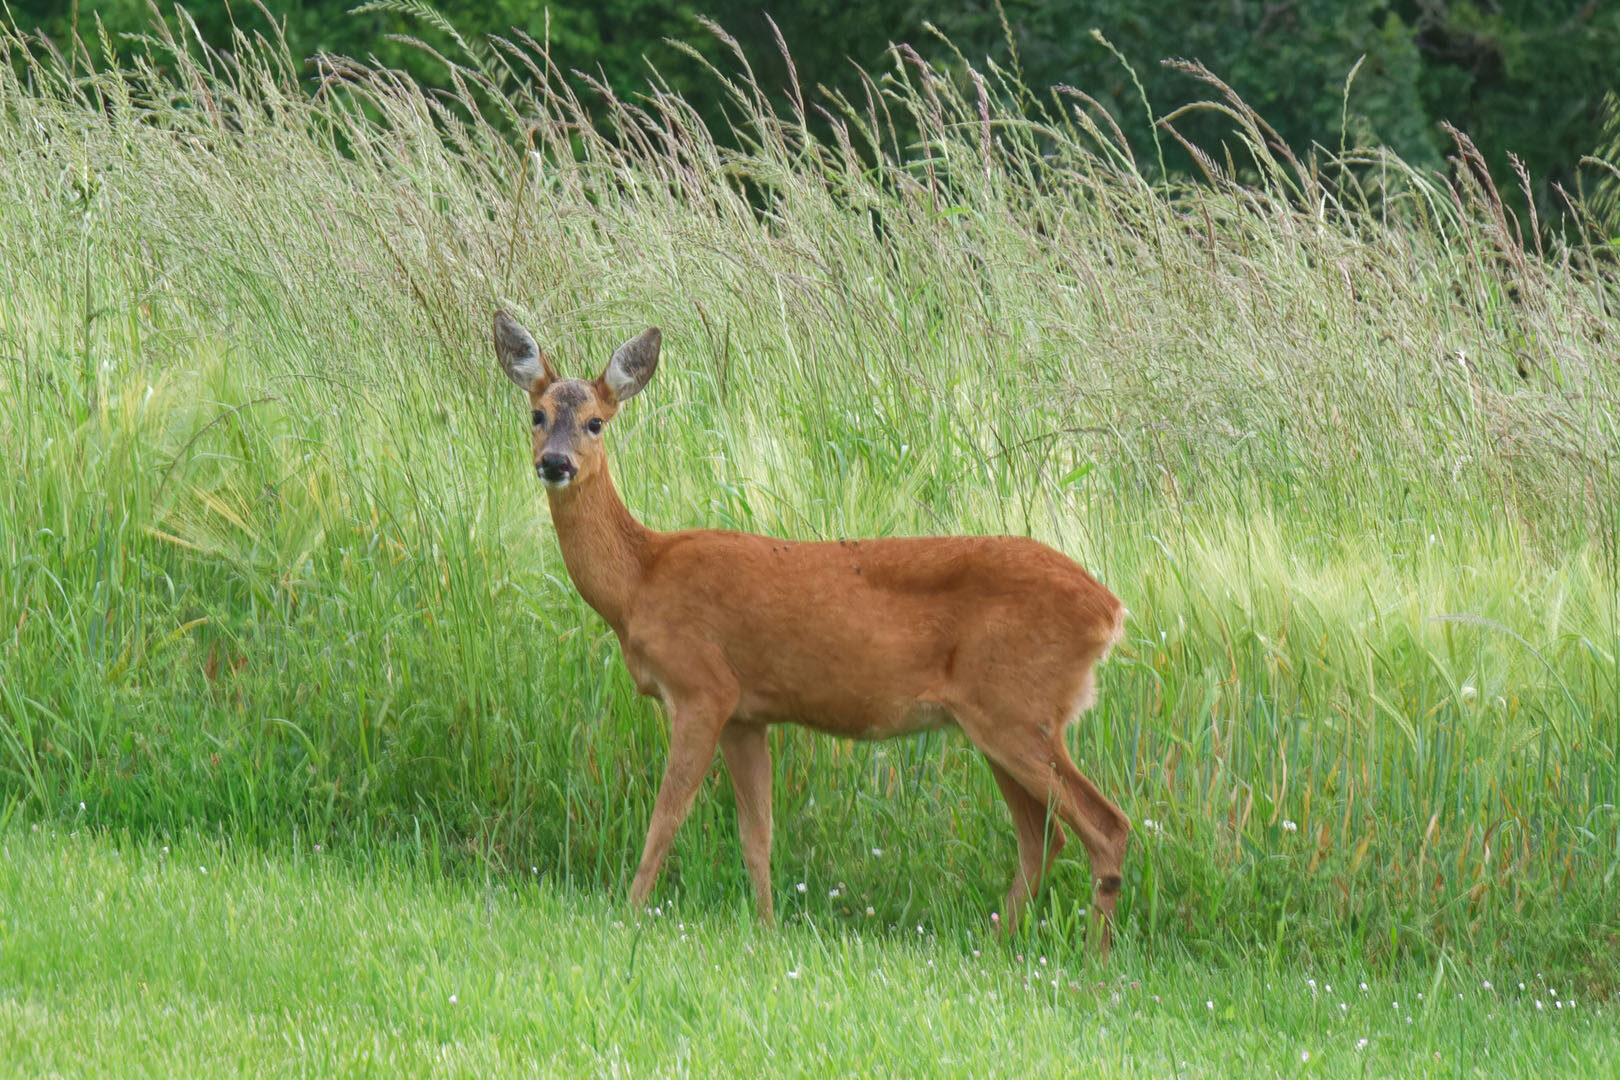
[0,10,1617,1072]
[4,825,1616,1078]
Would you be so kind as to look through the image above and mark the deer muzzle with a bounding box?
[538,452,577,487]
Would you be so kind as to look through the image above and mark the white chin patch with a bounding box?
[542,476,573,490]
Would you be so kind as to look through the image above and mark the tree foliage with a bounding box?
[10,1,1617,217]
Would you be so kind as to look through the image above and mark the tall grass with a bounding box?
[1,11,1616,978]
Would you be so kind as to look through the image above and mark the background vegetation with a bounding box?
[1,0,1617,1014]
[9,1,1620,216]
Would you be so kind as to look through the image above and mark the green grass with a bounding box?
[0,3,1617,1008]
[4,826,1616,1078]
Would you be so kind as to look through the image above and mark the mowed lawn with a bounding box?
[0,828,1612,1078]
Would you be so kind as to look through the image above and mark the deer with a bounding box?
[493,310,1132,958]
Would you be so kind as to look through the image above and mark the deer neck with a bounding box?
[546,465,651,634]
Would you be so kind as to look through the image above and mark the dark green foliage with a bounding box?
[930,1,1434,167]
[1398,1,1620,212]
[925,2,1620,212]
[8,1,1618,216]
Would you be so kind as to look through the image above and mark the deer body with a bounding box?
[496,312,1132,957]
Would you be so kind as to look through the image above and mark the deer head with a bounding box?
[493,310,661,491]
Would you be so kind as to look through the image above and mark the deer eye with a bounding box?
[586,417,604,435]
[532,410,545,428]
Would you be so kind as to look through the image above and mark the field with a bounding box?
[4,826,1617,1077]
[1,11,1618,1074]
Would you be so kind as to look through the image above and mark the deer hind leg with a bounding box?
[1047,750,1130,961]
[719,723,774,926]
[987,759,1065,933]
[628,680,738,911]
[956,700,1130,960]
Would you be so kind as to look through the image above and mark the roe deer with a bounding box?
[494,311,1131,957]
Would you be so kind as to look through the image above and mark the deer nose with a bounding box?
[538,453,576,484]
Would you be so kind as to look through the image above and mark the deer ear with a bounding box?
[600,327,661,404]
[494,310,556,392]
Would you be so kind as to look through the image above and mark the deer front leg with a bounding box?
[719,723,774,925]
[628,692,731,910]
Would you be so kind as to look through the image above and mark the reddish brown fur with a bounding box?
[496,312,1132,958]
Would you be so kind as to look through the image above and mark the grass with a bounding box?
[0,0,1616,1012]
[4,826,1616,1078]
